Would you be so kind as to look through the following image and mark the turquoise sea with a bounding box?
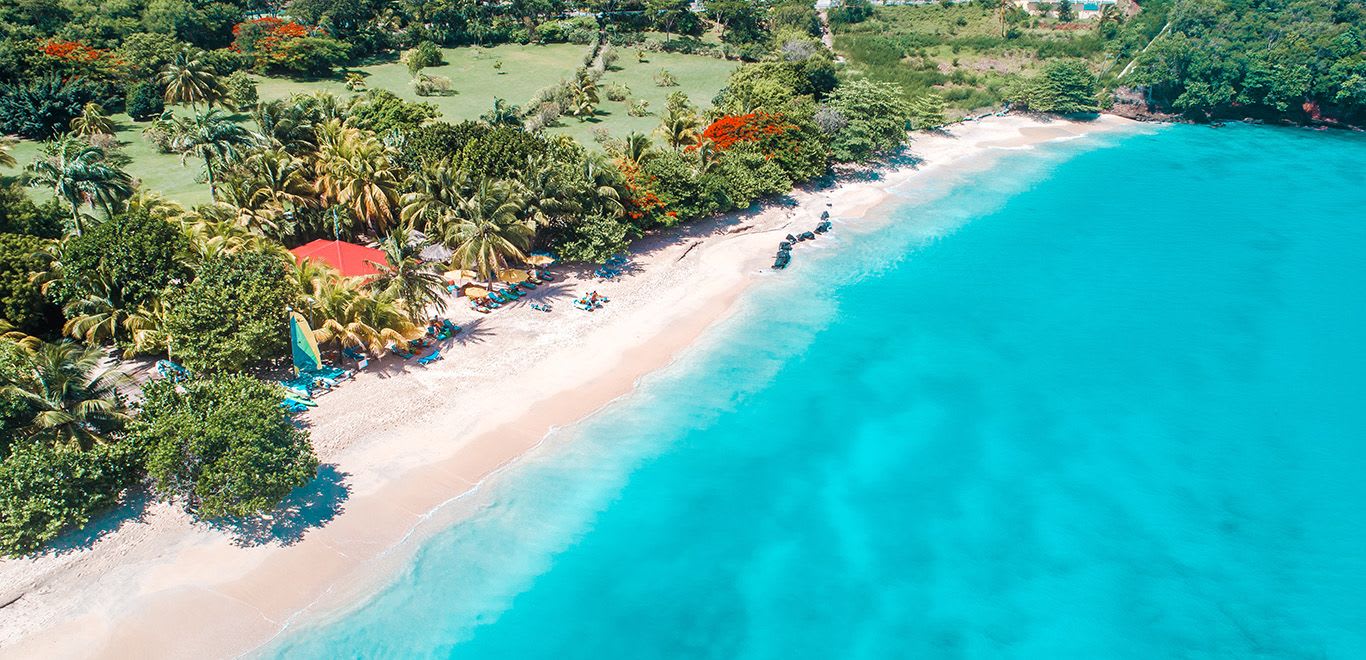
[273,124,1366,658]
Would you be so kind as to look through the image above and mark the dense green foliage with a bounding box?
[132,375,318,518]
[0,76,106,139]
[58,208,192,308]
[0,184,66,239]
[0,340,31,453]
[0,439,135,556]
[1130,0,1366,122]
[1016,60,1100,114]
[164,250,299,373]
[0,233,58,333]
[347,90,440,134]
[823,79,914,162]
[125,81,166,122]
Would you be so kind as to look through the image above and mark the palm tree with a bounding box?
[618,132,656,168]
[307,276,418,355]
[517,156,579,228]
[0,340,131,449]
[481,98,521,126]
[125,297,170,357]
[123,190,186,223]
[245,149,314,210]
[0,320,42,352]
[656,107,701,151]
[400,163,472,227]
[252,98,318,152]
[570,70,599,119]
[70,102,115,137]
[577,153,627,218]
[170,109,254,202]
[61,275,136,347]
[26,138,134,233]
[159,48,225,109]
[316,122,401,233]
[0,136,18,169]
[693,139,722,175]
[442,181,534,283]
[367,223,448,322]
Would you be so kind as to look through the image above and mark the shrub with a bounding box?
[605,82,631,102]
[223,71,258,111]
[348,90,440,133]
[142,116,177,153]
[552,213,631,263]
[407,41,444,72]
[163,250,300,373]
[0,76,104,139]
[1014,60,1098,114]
[628,99,651,117]
[396,120,490,169]
[412,74,454,97]
[0,185,65,239]
[537,101,563,126]
[0,233,59,334]
[0,440,137,557]
[57,208,192,308]
[132,375,318,519]
[125,81,165,121]
[654,69,679,87]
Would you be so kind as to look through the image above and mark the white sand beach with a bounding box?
[0,114,1140,658]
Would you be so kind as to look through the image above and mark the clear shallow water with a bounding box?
[273,124,1366,658]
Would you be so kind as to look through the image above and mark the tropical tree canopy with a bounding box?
[131,375,318,519]
[0,340,131,450]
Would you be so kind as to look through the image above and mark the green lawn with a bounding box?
[253,43,589,121]
[10,42,736,206]
[547,50,737,144]
[9,114,215,207]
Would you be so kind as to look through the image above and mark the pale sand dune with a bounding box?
[0,114,1140,658]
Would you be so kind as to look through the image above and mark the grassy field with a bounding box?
[8,116,216,207]
[9,42,736,206]
[832,4,1113,118]
[548,49,737,144]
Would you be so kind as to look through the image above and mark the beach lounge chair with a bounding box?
[441,319,461,335]
[537,269,555,282]
[470,300,491,313]
[342,346,366,361]
[308,364,353,381]
[279,375,316,398]
[155,359,191,383]
[416,349,442,366]
[388,343,415,359]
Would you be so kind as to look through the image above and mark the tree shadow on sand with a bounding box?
[40,489,153,557]
[213,464,352,548]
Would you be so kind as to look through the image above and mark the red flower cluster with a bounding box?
[616,160,666,222]
[232,17,314,59]
[40,40,113,64]
[697,113,795,151]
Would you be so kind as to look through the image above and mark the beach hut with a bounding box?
[289,239,388,278]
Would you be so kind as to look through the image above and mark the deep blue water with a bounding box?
[272,124,1366,658]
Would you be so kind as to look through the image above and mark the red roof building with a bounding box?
[289,239,388,278]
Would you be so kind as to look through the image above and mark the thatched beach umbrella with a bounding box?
[525,255,555,266]
[462,286,489,299]
[499,268,528,283]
